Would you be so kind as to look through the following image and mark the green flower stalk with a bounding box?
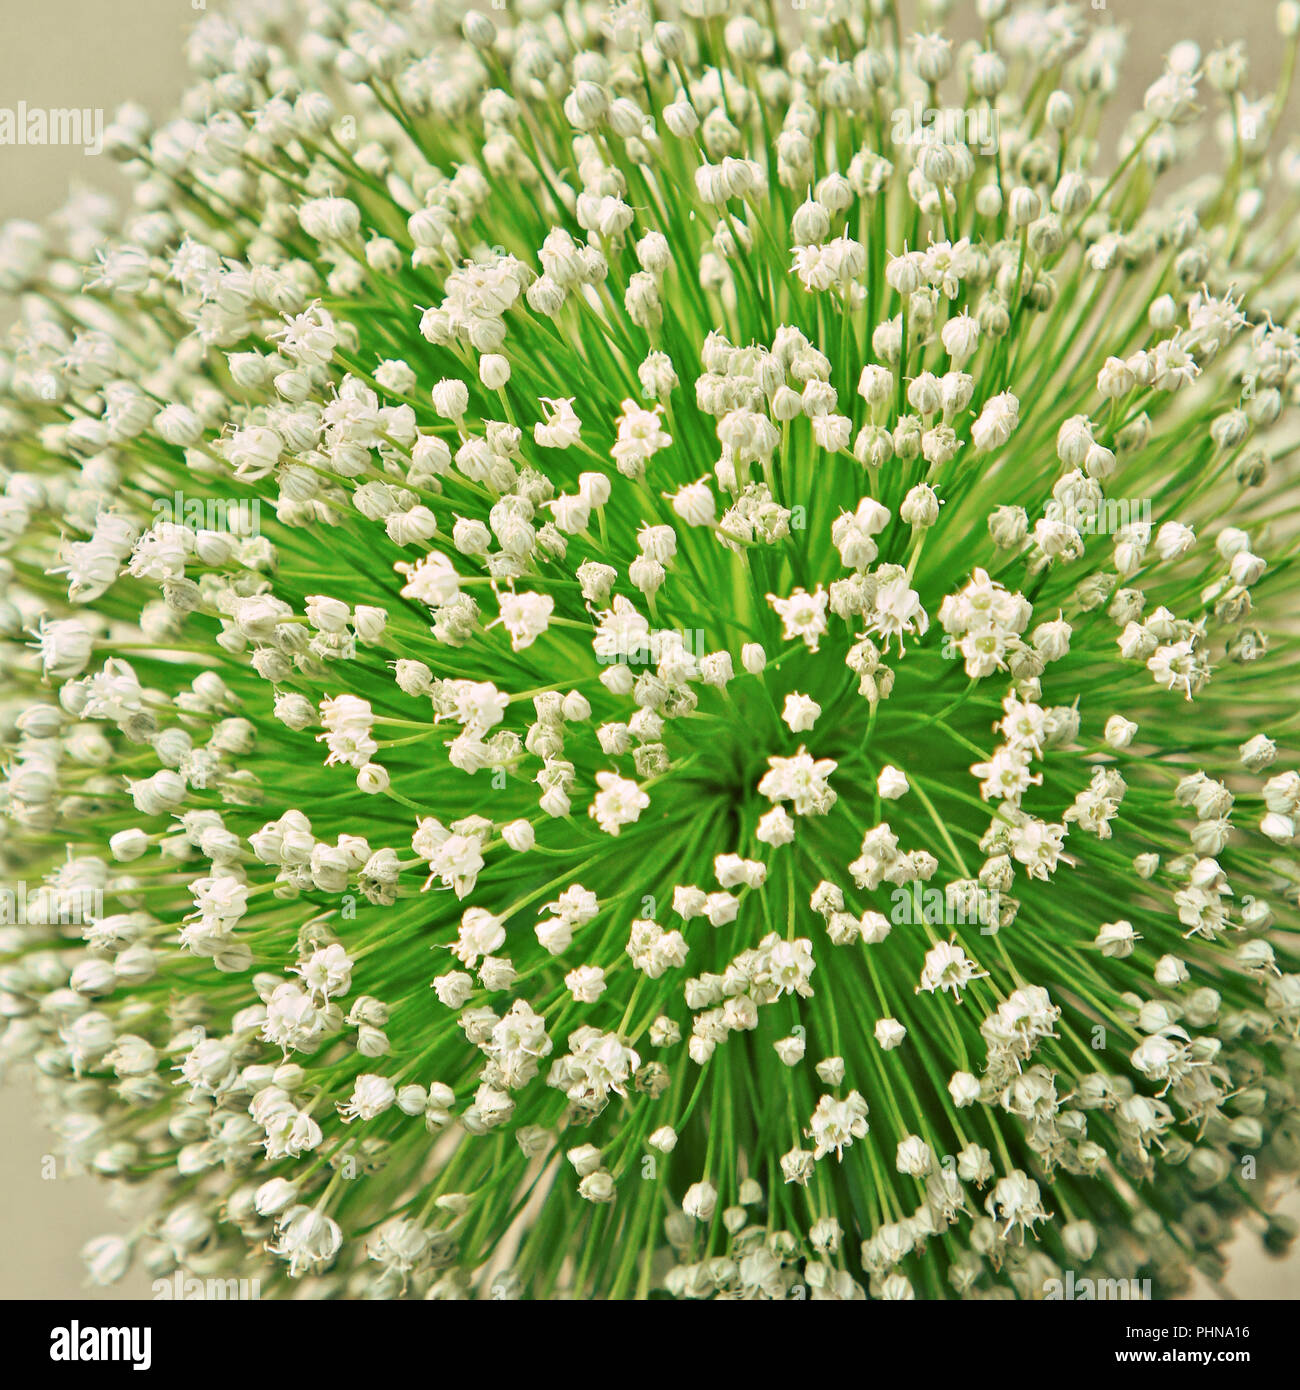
[2,0,1300,1301]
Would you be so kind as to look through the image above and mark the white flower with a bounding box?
[705,891,739,926]
[1104,714,1138,749]
[875,1017,907,1050]
[672,478,716,526]
[496,590,553,651]
[781,692,821,732]
[1147,640,1207,698]
[501,819,535,852]
[682,1181,717,1222]
[970,392,1019,452]
[761,937,816,998]
[426,834,485,899]
[453,908,506,966]
[588,772,650,835]
[985,1170,1050,1238]
[877,765,909,799]
[757,748,837,817]
[648,1126,677,1153]
[807,1091,869,1160]
[918,940,987,999]
[268,1206,343,1278]
[399,553,461,608]
[4,0,1296,1307]
[612,400,671,478]
[564,965,606,1003]
[33,618,95,679]
[534,396,582,448]
[767,585,829,651]
[430,379,469,420]
[339,1074,396,1121]
[298,197,360,242]
[948,1072,981,1107]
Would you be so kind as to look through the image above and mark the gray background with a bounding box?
[0,0,1295,1299]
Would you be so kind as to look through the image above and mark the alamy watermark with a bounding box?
[0,882,102,925]
[891,99,999,157]
[0,103,104,157]
[152,490,261,535]
[1063,496,1153,534]
[152,1270,261,1300]
[890,884,1001,934]
[49,1322,151,1370]
[1044,1270,1152,1300]
[596,626,708,668]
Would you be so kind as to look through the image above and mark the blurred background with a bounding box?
[0,0,1295,1299]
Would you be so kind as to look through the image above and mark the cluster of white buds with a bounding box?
[0,0,1298,1304]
